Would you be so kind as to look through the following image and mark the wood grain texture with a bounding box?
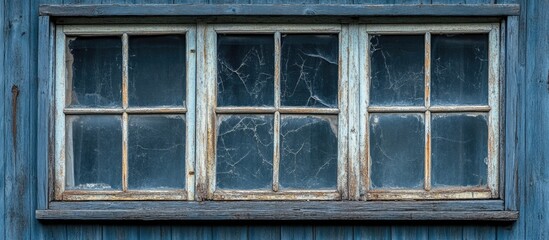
[39,4,521,16]
[524,0,549,238]
[281,225,314,240]
[4,0,549,239]
[354,226,392,240]
[0,0,5,236]
[4,0,33,239]
[35,209,519,221]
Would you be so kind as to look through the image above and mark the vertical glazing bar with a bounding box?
[121,33,129,192]
[424,32,432,191]
[274,32,281,109]
[273,112,280,192]
[273,32,281,192]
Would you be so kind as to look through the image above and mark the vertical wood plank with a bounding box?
[427,226,462,240]
[43,224,67,240]
[524,0,549,238]
[139,225,172,240]
[66,225,103,240]
[462,226,496,240]
[315,226,353,240]
[212,226,247,240]
[4,0,33,239]
[354,226,391,240]
[172,225,213,240]
[391,226,428,240]
[0,0,6,234]
[102,225,140,240]
[248,226,281,240]
[281,225,314,240]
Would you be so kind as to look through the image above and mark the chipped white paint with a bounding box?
[56,25,196,201]
[362,23,500,200]
[203,24,347,200]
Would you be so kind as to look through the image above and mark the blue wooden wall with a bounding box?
[2,0,548,239]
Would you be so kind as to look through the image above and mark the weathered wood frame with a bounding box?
[35,12,519,221]
[355,23,501,200]
[199,24,349,201]
[53,24,197,201]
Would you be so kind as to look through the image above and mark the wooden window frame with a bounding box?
[358,23,501,200]
[53,24,197,201]
[199,24,349,201]
[35,6,520,221]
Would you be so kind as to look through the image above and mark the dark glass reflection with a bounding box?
[217,35,275,107]
[281,34,339,108]
[370,35,425,106]
[216,115,274,190]
[128,35,186,107]
[67,37,122,108]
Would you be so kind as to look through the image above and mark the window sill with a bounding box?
[36,200,518,221]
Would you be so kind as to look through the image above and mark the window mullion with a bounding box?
[121,33,129,192]
[273,31,281,192]
[424,32,432,192]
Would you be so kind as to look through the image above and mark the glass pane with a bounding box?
[217,35,275,107]
[128,35,186,107]
[369,113,424,189]
[431,113,488,187]
[216,115,274,189]
[66,115,122,190]
[369,35,424,106]
[128,115,186,190]
[431,34,489,105]
[67,37,122,108]
[280,115,338,189]
[281,34,338,108]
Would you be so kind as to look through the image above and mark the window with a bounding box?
[201,25,348,200]
[52,23,500,202]
[54,25,196,200]
[360,24,500,200]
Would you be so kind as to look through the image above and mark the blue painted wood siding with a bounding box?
[2,0,548,239]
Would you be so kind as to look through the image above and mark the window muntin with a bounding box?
[54,25,196,200]
[202,24,348,200]
[361,24,500,200]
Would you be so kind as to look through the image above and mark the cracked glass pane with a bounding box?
[128,115,186,190]
[66,115,122,190]
[369,35,425,106]
[67,37,122,108]
[217,35,275,107]
[369,113,424,189]
[216,115,274,190]
[281,34,339,108]
[431,34,489,105]
[280,115,338,189]
[432,113,488,187]
[129,35,186,107]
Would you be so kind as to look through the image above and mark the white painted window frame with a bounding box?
[198,24,350,201]
[52,23,500,202]
[351,23,500,200]
[54,24,197,201]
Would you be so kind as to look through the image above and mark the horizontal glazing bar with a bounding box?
[64,107,187,114]
[213,190,340,201]
[368,105,490,113]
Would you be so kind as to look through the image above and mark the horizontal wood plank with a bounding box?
[39,4,520,17]
[36,208,518,221]
[38,201,517,221]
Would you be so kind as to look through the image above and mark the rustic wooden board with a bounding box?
[39,4,520,17]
